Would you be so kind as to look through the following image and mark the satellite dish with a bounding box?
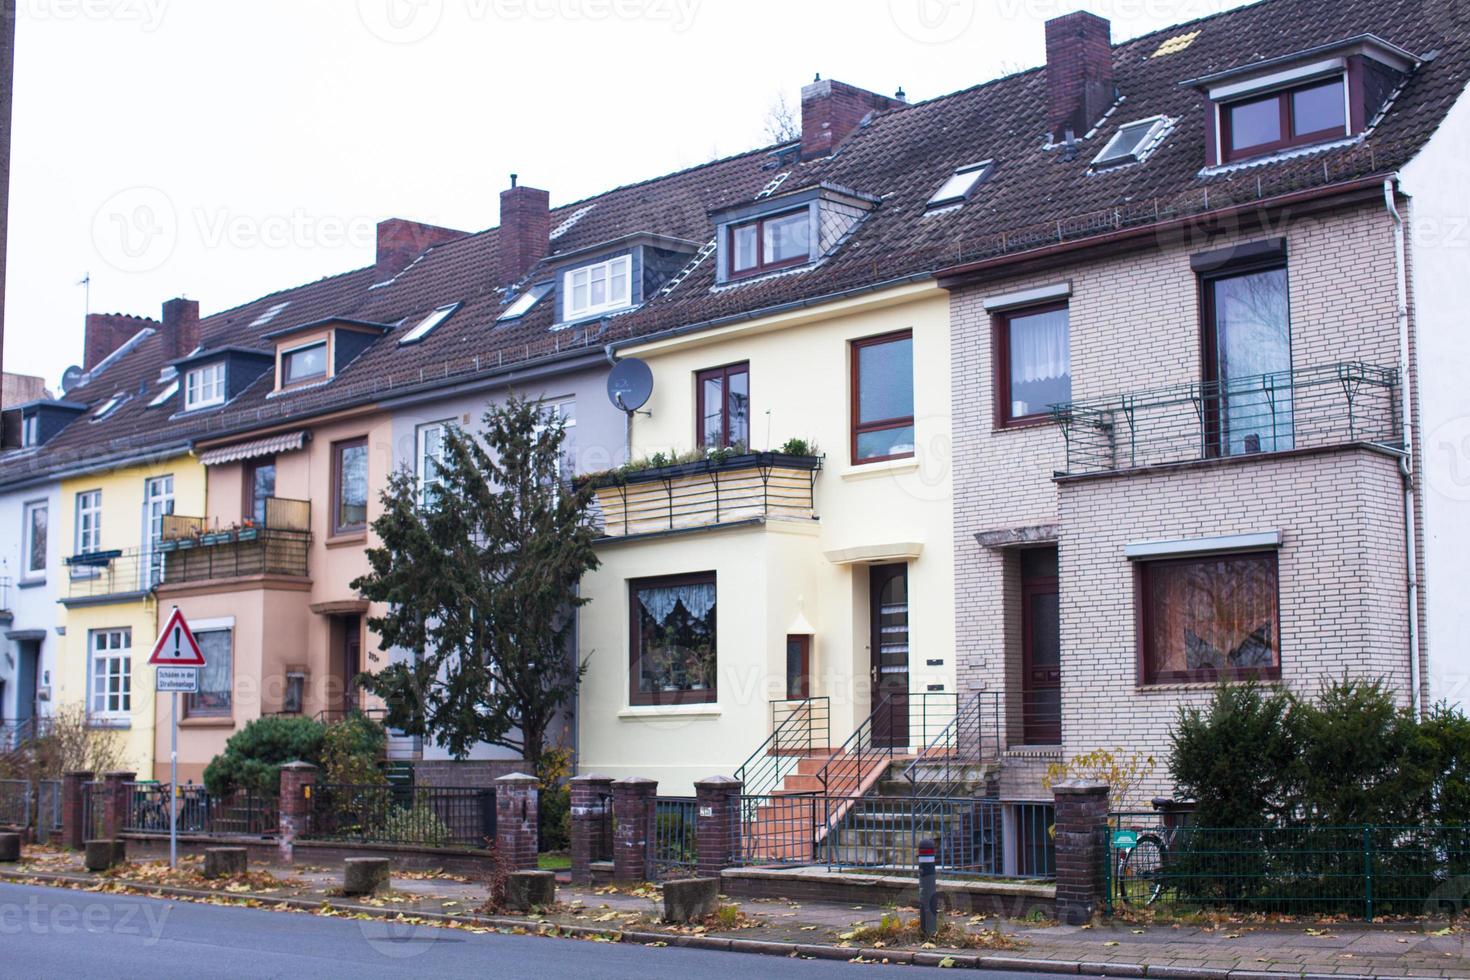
[60,365,84,394]
[606,357,653,413]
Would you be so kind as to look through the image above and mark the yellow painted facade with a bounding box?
[55,453,207,776]
[577,283,956,794]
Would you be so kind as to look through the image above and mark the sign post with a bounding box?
[148,607,205,869]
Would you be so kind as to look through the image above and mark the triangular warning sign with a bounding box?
[148,607,206,667]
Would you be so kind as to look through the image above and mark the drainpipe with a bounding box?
[1384,177,1423,717]
[604,343,634,465]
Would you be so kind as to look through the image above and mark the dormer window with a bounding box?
[282,341,328,385]
[183,362,226,411]
[1222,77,1347,162]
[728,209,810,278]
[21,412,39,448]
[562,255,632,322]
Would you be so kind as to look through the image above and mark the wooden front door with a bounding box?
[342,616,362,715]
[870,564,910,748]
[1021,549,1061,746]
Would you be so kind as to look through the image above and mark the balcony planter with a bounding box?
[174,538,197,551]
[236,527,260,542]
[583,451,821,490]
[156,540,179,553]
[200,531,235,546]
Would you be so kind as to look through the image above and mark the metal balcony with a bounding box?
[158,497,312,584]
[1050,362,1400,476]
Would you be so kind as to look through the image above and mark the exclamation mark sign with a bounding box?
[174,626,180,657]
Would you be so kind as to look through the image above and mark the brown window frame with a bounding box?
[850,329,916,466]
[280,339,330,389]
[243,457,276,527]
[695,361,750,449]
[785,634,812,701]
[628,571,718,707]
[1135,550,1282,686]
[1220,76,1348,163]
[992,300,1071,428]
[331,437,368,536]
[1198,259,1290,458]
[726,208,810,280]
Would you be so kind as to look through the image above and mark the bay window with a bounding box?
[995,302,1071,425]
[851,331,915,464]
[1138,551,1280,684]
[630,573,717,705]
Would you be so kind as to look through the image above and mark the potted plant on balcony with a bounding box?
[236,518,260,543]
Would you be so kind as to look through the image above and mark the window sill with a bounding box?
[179,716,236,729]
[88,719,131,731]
[325,532,367,549]
[840,457,919,481]
[17,577,47,590]
[618,704,721,720]
[994,415,1056,433]
[1137,677,1282,694]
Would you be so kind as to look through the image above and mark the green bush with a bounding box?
[538,781,570,852]
[322,714,388,787]
[204,716,326,797]
[372,801,452,847]
[1170,682,1300,828]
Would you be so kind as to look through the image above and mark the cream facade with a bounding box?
[578,283,956,794]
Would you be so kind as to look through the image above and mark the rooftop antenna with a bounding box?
[78,271,91,316]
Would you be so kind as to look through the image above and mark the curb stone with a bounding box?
[0,867,1440,978]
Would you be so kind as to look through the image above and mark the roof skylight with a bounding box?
[398,303,461,345]
[497,282,554,322]
[92,393,127,420]
[926,161,993,210]
[148,381,179,408]
[1093,117,1172,168]
[250,302,291,328]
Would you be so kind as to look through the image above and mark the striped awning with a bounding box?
[197,430,307,467]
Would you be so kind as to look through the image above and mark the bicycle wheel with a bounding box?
[1117,833,1167,907]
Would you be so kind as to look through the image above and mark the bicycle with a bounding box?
[1113,801,1192,907]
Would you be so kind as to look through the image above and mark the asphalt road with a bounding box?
[0,882,1083,979]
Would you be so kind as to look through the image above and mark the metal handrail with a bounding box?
[734,697,830,800]
[901,692,1002,798]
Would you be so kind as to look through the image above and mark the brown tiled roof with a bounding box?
[2,0,1465,487]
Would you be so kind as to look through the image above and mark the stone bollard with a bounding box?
[662,877,719,923]
[1052,780,1111,925]
[494,773,540,871]
[569,773,614,885]
[611,777,657,882]
[504,870,557,912]
[694,775,742,878]
[342,857,391,896]
[84,839,126,872]
[0,832,21,862]
[276,761,318,865]
[204,847,248,879]
[61,771,93,850]
[101,771,135,841]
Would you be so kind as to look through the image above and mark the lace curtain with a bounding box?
[1010,308,1071,384]
[637,582,716,625]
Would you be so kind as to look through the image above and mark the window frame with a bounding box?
[280,339,329,387]
[416,420,454,507]
[1199,260,1292,457]
[561,254,633,322]
[244,457,276,526]
[628,571,718,707]
[183,362,226,411]
[694,361,751,450]
[88,628,132,724]
[992,300,1071,429]
[21,412,38,447]
[75,489,102,554]
[21,499,47,579]
[1135,550,1283,686]
[850,329,917,466]
[184,625,234,719]
[726,208,811,280]
[1219,75,1349,163]
[331,437,369,536]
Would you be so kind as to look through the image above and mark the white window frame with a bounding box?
[399,303,460,345]
[88,628,132,724]
[142,475,174,588]
[21,499,47,579]
[184,362,226,410]
[75,490,102,554]
[927,160,994,209]
[416,419,454,505]
[185,618,235,718]
[149,380,180,408]
[561,255,632,322]
[21,412,39,447]
[281,340,329,386]
[1093,116,1172,167]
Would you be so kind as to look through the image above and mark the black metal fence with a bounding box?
[307,783,496,849]
[1108,814,1470,919]
[82,780,105,840]
[122,783,278,837]
[651,797,698,876]
[0,779,61,837]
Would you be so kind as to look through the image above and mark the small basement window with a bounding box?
[399,302,460,345]
[1093,117,1171,167]
[926,161,993,209]
[497,282,553,322]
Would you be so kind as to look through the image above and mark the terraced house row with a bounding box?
[2,0,1467,833]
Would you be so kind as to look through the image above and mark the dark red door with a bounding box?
[870,564,910,748]
[1021,549,1061,746]
[342,616,362,715]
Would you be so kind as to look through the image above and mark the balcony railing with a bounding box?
[1050,362,1400,476]
[586,452,822,538]
[160,497,311,585]
[64,548,152,601]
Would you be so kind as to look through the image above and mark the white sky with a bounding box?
[3,0,1255,390]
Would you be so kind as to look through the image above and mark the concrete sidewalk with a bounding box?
[3,846,1466,977]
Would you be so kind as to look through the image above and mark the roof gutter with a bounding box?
[936,176,1390,288]
[0,441,194,492]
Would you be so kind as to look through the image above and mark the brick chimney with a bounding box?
[375,218,466,283]
[800,77,905,161]
[161,297,201,360]
[83,312,156,371]
[1045,11,1115,144]
[498,176,550,288]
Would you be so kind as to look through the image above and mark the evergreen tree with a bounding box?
[353,396,598,769]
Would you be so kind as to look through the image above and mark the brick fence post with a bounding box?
[694,775,741,879]
[612,777,656,883]
[1052,779,1111,925]
[494,772,540,871]
[61,771,92,849]
[569,773,613,884]
[277,761,317,864]
[101,771,135,841]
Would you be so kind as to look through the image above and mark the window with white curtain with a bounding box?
[186,627,234,717]
[629,573,717,705]
[998,303,1071,423]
